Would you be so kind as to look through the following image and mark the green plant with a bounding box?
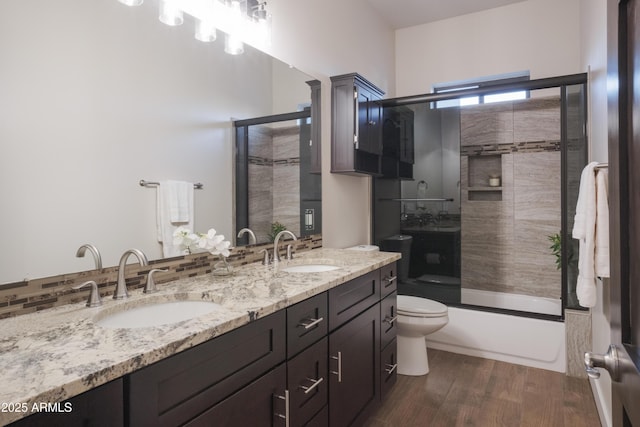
[548,232,561,270]
[268,222,287,242]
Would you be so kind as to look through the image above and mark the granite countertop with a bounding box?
[0,248,399,425]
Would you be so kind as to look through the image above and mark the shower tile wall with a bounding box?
[272,125,301,236]
[248,125,274,243]
[248,125,301,243]
[460,97,561,299]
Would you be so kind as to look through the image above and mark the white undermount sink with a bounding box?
[95,300,222,329]
[281,264,341,273]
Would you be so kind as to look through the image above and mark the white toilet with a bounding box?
[396,295,449,376]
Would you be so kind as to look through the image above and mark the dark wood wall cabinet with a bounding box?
[381,106,414,180]
[331,73,385,176]
[10,263,397,427]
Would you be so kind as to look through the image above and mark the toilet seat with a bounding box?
[397,295,448,318]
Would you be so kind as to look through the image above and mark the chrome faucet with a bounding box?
[273,230,297,263]
[237,228,257,245]
[114,249,148,300]
[76,244,102,270]
[73,280,103,307]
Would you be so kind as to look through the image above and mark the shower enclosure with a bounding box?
[373,74,588,319]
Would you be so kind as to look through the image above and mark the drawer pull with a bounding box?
[274,390,290,427]
[298,317,324,330]
[384,275,397,285]
[300,376,324,394]
[331,351,342,383]
[385,363,398,375]
[384,315,398,325]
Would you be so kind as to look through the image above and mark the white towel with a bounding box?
[157,180,194,257]
[572,162,605,308]
[595,169,610,278]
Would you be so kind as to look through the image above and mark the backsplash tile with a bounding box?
[0,234,322,319]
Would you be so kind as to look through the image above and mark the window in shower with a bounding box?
[432,71,530,108]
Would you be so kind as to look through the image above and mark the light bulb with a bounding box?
[224,33,244,55]
[118,0,143,6]
[159,0,183,26]
[195,19,217,42]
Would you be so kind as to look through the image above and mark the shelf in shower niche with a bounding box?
[467,187,502,201]
[468,186,502,191]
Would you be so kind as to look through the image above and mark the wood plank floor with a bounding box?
[365,349,601,427]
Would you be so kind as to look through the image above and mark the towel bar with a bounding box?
[139,179,203,189]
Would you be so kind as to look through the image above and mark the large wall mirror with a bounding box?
[0,0,317,285]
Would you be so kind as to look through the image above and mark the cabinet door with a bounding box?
[356,85,382,155]
[7,379,124,427]
[380,338,398,401]
[128,311,286,427]
[380,291,397,351]
[380,262,398,297]
[328,304,380,427]
[185,364,287,427]
[398,110,414,164]
[288,337,328,426]
[287,292,328,359]
[328,270,380,331]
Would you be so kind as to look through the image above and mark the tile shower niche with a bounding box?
[467,155,502,201]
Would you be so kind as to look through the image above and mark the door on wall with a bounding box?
[598,0,640,425]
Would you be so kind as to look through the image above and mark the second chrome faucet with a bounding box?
[114,249,149,300]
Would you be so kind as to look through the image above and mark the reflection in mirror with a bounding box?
[0,0,314,285]
[235,109,322,245]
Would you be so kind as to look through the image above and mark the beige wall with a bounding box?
[579,0,611,425]
[395,0,583,96]
[265,0,396,249]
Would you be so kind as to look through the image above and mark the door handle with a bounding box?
[274,390,290,427]
[331,351,342,383]
[584,344,620,381]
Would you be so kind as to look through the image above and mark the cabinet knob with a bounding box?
[368,120,377,126]
[330,351,343,383]
[385,363,398,375]
[384,315,398,325]
[298,317,324,330]
[300,376,324,394]
[274,390,290,427]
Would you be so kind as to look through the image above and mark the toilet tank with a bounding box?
[380,235,412,281]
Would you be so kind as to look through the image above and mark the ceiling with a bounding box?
[366,0,527,29]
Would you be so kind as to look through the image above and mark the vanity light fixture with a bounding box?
[159,0,184,26]
[116,0,272,54]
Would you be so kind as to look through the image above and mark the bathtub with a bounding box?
[461,288,563,316]
[425,306,566,373]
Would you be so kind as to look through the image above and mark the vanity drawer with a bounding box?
[127,311,286,427]
[287,292,328,358]
[288,337,328,427]
[329,270,380,331]
[380,262,398,297]
[380,291,397,350]
[380,338,398,400]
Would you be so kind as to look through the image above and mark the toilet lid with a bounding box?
[397,295,448,317]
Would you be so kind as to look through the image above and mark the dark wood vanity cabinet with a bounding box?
[331,73,385,176]
[7,379,124,427]
[127,311,286,427]
[328,303,381,427]
[11,263,397,427]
